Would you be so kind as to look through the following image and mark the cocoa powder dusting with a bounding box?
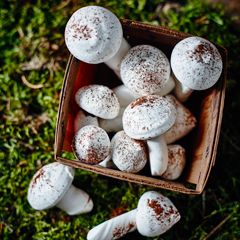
[189,43,214,63]
[148,199,164,216]
[113,226,124,238]
[131,97,148,108]
[164,205,177,217]
[31,168,44,189]
[127,222,135,232]
[113,223,135,239]
[84,147,106,165]
[131,96,156,109]
[70,24,93,40]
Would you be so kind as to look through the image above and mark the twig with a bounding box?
[17,26,25,39]
[0,221,13,233]
[55,0,71,10]
[203,214,231,240]
[21,75,44,89]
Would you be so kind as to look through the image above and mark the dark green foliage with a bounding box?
[0,0,240,239]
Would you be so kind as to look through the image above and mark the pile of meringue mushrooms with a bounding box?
[27,5,223,239]
[66,5,223,179]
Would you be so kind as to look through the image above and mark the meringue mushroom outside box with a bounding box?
[54,19,227,194]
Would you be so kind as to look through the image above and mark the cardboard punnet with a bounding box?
[54,19,227,194]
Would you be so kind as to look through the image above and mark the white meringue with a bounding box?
[120,45,172,96]
[75,84,120,119]
[136,191,180,237]
[111,131,148,173]
[87,209,137,240]
[122,95,177,140]
[164,95,197,144]
[27,162,93,215]
[65,6,123,64]
[73,125,110,165]
[162,144,186,180]
[171,36,222,91]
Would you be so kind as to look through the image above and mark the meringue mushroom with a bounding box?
[162,144,186,180]
[75,84,120,119]
[120,45,174,97]
[171,36,223,101]
[164,95,197,144]
[122,95,176,175]
[74,109,99,133]
[122,95,177,140]
[65,6,130,74]
[27,162,93,215]
[87,191,180,239]
[111,131,148,173]
[73,125,111,165]
[87,209,137,240]
[136,191,180,237]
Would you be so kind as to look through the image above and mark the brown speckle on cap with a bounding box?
[147,199,164,217]
[70,24,93,40]
[31,168,44,190]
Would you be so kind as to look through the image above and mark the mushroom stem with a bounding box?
[56,185,93,215]
[147,135,168,176]
[113,85,137,107]
[99,107,124,133]
[105,38,130,77]
[173,77,193,102]
[98,155,116,168]
[159,74,176,96]
[87,209,137,240]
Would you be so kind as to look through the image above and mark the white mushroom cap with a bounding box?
[120,45,171,96]
[75,85,120,119]
[111,131,148,173]
[162,145,186,180]
[74,109,99,133]
[65,6,123,64]
[27,162,74,210]
[136,191,181,237]
[171,36,223,90]
[164,95,197,144]
[112,85,137,107]
[73,125,111,165]
[122,95,177,140]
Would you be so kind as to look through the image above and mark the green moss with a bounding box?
[0,0,240,239]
